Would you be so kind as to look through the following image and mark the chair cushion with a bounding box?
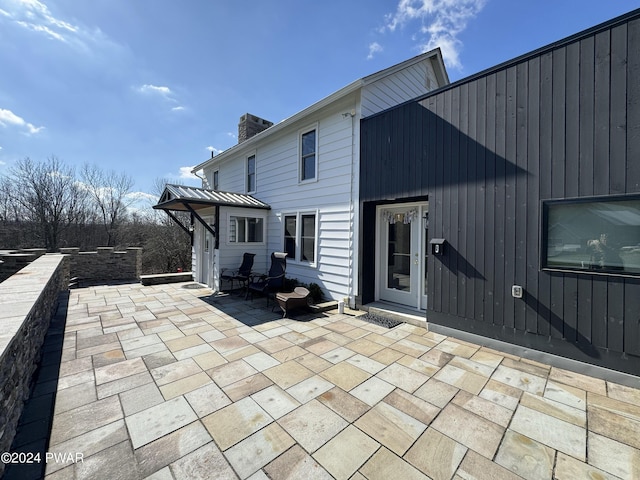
[276,287,310,301]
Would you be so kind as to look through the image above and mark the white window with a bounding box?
[213,170,219,190]
[283,212,317,264]
[300,127,317,182]
[247,155,256,193]
[229,215,264,243]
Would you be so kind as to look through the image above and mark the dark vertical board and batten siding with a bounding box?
[359,11,640,375]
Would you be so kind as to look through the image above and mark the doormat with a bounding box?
[182,283,208,289]
[357,313,402,329]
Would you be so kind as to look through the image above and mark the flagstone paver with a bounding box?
[202,396,273,450]
[355,401,426,455]
[313,425,380,480]
[278,399,348,453]
[125,396,198,449]
[5,281,640,480]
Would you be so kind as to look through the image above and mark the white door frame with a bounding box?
[375,202,429,310]
[198,215,216,287]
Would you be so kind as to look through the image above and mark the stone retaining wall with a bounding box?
[0,249,47,282]
[0,247,142,284]
[0,255,69,475]
[59,247,142,282]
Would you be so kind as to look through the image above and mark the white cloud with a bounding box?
[1,0,105,51]
[126,191,157,203]
[206,146,223,156]
[383,0,487,70]
[138,84,173,97]
[179,166,199,180]
[137,84,187,112]
[0,108,44,134]
[367,42,383,60]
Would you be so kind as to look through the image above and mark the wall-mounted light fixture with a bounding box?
[422,213,429,230]
[430,238,446,256]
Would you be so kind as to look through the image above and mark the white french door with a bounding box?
[377,203,428,310]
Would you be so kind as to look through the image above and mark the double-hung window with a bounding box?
[247,155,256,193]
[283,212,317,264]
[300,127,317,182]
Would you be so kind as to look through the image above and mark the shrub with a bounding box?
[308,283,323,303]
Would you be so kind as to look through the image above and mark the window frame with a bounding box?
[227,213,266,245]
[282,210,318,266]
[541,194,640,277]
[299,124,318,184]
[212,170,219,191]
[246,153,256,194]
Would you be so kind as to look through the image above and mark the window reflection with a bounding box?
[544,197,640,274]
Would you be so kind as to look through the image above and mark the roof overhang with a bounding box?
[153,184,271,212]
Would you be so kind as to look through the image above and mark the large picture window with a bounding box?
[229,216,264,243]
[542,195,640,275]
[283,212,317,264]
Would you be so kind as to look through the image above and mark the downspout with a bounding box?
[348,106,358,309]
[193,170,210,189]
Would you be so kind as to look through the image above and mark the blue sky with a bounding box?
[0,0,638,199]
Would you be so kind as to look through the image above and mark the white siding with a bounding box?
[217,206,269,277]
[361,58,440,117]
[197,57,441,301]
[204,96,358,301]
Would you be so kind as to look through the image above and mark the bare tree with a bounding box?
[9,157,88,251]
[140,177,192,273]
[81,164,134,247]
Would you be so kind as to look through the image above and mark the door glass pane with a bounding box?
[387,221,411,291]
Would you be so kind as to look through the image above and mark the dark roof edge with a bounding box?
[364,8,640,122]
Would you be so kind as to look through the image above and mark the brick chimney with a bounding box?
[238,113,273,143]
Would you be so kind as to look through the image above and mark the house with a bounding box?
[154,50,449,303]
[359,9,640,376]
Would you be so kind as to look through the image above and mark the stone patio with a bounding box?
[5,281,640,479]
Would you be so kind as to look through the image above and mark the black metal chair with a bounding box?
[246,252,287,306]
[220,253,255,293]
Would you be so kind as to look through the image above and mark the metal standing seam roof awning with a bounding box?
[152,184,270,245]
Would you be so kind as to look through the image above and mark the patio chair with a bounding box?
[275,287,311,318]
[246,252,287,306]
[220,253,255,293]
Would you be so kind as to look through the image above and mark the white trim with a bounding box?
[298,123,319,184]
[281,209,319,268]
[212,170,219,191]
[245,151,257,194]
[226,211,267,246]
[375,202,428,310]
